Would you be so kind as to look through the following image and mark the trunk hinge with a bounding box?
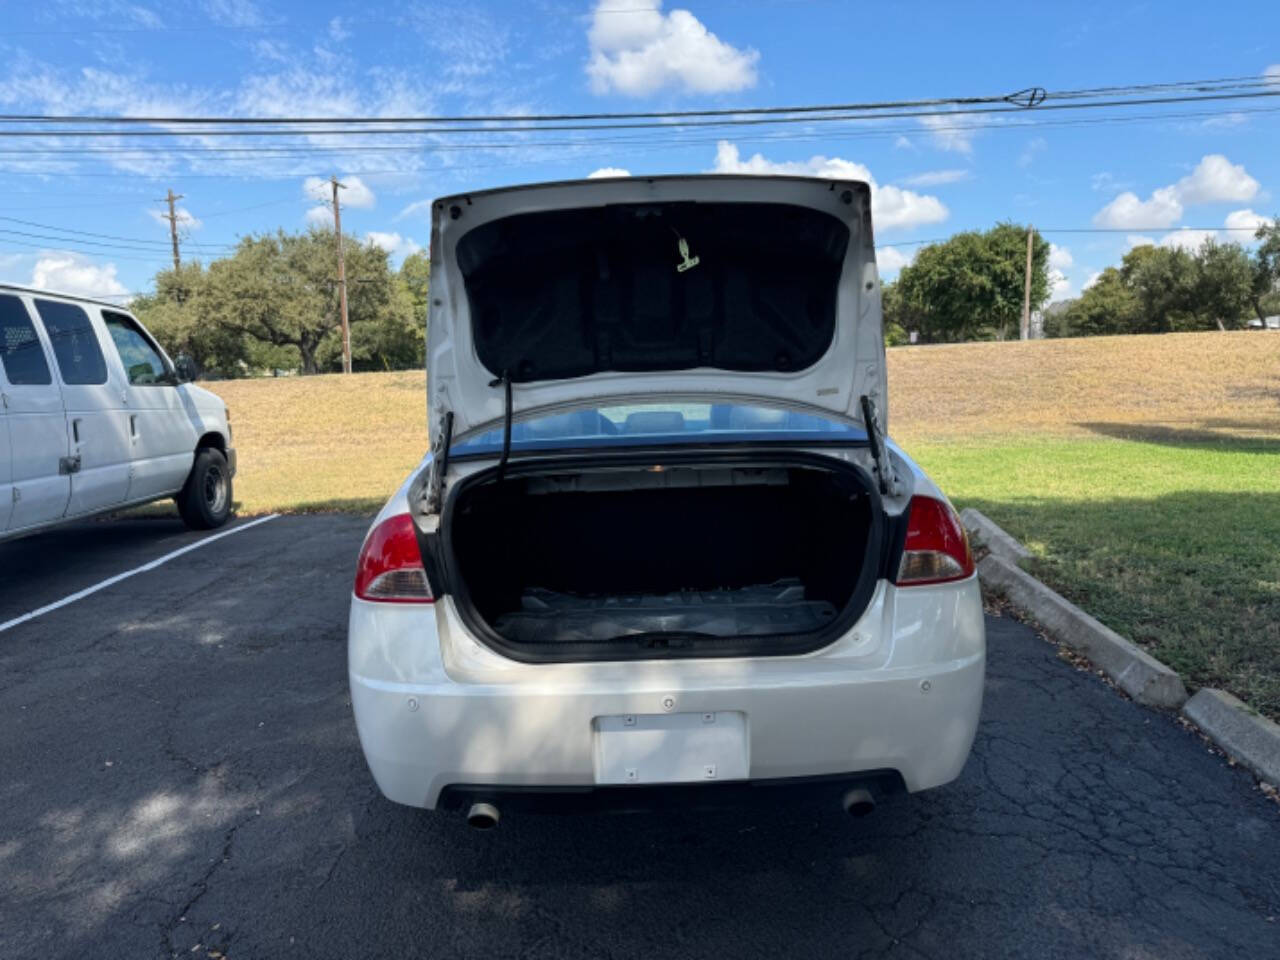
[859,395,900,498]
[425,410,454,514]
[489,370,513,482]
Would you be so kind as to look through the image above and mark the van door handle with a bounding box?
[129,415,138,438]
[72,418,82,443]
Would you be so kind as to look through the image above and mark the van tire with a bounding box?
[177,448,232,530]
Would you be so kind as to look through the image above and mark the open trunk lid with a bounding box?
[425,175,888,448]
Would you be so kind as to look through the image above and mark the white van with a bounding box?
[0,283,235,542]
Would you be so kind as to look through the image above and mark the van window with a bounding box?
[0,294,52,386]
[34,299,108,386]
[103,311,169,385]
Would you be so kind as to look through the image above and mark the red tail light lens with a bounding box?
[354,514,434,603]
[895,496,975,587]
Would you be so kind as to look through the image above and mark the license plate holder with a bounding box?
[593,711,749,785]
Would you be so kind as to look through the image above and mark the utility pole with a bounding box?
[330,175,352,375]
[160,189,184,271]
[1020,224,1034,340]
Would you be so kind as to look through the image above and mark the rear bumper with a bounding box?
[348,577,986,810]
[437,771,907,815]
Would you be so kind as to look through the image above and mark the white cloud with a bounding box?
[1159,228,1217,253]
[1094,187,1183,229]
[1083,271,1102,291]
[893,135,914,150]
[201,0,264,28]
[1018,137,1047,168]
[587,167,632,178]
[1174,154,1259,205]
[304,175,375,210]
[328,16,350,42]
[365,231,421,259]
[1265,64,1280,84]
[1049,269,1072,301]
[1048,243,1073,270]
[917,112,975,155]
[896,169,970,187]
[30,253,127,298]
[1224,208,1269,234]
[147,206,202,231]
[394,199,434,222]
[875,245,915,275]
[304,205,333,227]
[1093,154,1259,229]
[1090,171,1132,193]
[711,141,948,232]
[586,0,759,96]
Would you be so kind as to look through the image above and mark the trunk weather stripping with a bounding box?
[859,395,900,497]
[425,410,454,514]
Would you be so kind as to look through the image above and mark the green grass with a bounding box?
[912,432,1280,717]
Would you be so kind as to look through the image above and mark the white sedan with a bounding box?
[348,175,984,827]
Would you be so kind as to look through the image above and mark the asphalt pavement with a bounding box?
[1,513,1277,959]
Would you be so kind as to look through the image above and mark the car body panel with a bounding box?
[426,175,888,448]
[348,439,980,809]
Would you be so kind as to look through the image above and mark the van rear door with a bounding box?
[0,293,70,532]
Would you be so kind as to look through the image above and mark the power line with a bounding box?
[4,88,1279,139]
[3,73,1272,127]
[0,214,234,250]
[5,100,1278,161]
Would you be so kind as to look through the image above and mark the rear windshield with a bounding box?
[449,402,865,456]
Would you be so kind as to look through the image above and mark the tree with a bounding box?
[1250,217,1280,321]
[1193,240,1254,329]
[892,223,1050,342]
[400,250,431,321]
[193,229,418,375]
[1049,268,1139,338]
[132,263,249,377]
[1119,244,1199,333]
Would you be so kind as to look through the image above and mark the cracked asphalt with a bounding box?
[1,513,1278,959]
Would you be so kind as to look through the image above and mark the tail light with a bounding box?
[354,514,434,603]
[895,496,974,586]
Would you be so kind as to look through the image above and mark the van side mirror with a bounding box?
[174,354,197,383]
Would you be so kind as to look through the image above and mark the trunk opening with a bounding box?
[443,453,884,662]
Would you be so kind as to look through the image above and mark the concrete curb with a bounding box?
[1182,689,1280,786]
[960,508,1032,563]
[977,554,1188,710]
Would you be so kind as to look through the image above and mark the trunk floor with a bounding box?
[491,578,838,644]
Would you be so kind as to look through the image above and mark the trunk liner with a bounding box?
[492,578,839,645]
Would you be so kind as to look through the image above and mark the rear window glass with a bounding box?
[35,299,108,386]
[0,295,52,385]
[450,402,865,456]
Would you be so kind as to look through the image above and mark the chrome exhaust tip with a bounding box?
[842,788,876,818]
[466,802,500,830]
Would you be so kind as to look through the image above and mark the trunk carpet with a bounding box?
[492,578,838,644]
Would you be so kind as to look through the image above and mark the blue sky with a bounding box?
[1,0,1277,303]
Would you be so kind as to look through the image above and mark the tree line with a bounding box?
[133,216,1280,381]
[134,228,430,377]
[883,217,1280,344]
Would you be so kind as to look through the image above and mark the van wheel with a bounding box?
[177,448,232,530]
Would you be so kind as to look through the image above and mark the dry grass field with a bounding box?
[194,330,1280,716]
[205,330,1279,513]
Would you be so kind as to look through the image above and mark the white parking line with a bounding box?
[0,514,280,635]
